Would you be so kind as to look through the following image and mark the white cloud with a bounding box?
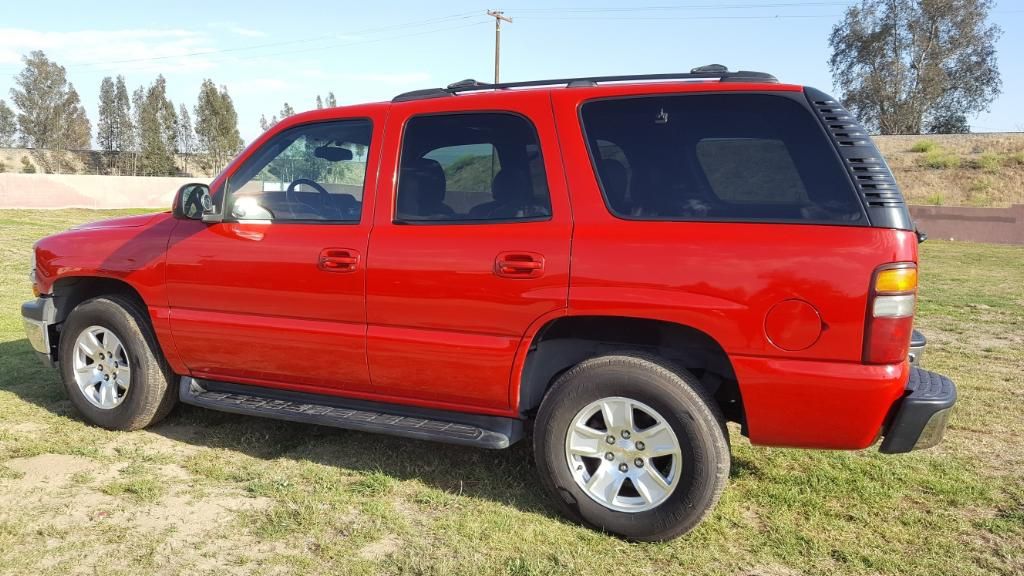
[0,27,218,74]
[229,26,267,38]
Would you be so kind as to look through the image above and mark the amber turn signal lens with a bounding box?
[875,267,917,294]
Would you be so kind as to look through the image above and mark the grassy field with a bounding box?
[1,210,1022,576]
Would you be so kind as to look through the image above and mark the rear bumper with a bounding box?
[879,367,956,454]
[21,297,57,367]
[733,355,909,449]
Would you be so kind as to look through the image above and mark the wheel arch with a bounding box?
[517,315,745,428]
[45,275,180,369]
[51,275,148,325]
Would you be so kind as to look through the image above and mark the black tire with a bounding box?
[533,354,730,541]
[58,295,178,431]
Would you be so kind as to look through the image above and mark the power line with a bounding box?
[516,14,844,21]
[510,2,856,12]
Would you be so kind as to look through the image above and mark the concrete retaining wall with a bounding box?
[0,174,209,209]
[910,204,1024,245]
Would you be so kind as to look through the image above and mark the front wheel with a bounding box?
[59,295,177,431]
[534,354,730,541]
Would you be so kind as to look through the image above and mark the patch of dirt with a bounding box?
[0,448,281,575]
[358,534,401,561]
[740,506,767,532]
[132,492,272,541]
[3,453,95,485]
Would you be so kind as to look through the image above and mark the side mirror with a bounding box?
[173,183,215,221]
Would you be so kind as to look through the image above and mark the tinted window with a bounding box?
[226,119,371,222]
[581,94,865,224]
[396,113,551,222]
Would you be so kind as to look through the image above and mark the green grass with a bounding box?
[919,148,962,169]
[910,140,937,153]
[1,209,1023,575]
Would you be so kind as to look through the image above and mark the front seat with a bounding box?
[397,158,456,220]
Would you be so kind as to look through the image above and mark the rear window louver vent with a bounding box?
[804,87,912,229]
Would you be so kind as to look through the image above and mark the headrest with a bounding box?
[491,169,531,203]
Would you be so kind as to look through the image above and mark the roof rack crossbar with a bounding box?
[392,66,777,102]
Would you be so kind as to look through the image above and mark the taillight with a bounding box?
[863,264,917,364]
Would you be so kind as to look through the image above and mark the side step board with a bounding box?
[179,377,523,449]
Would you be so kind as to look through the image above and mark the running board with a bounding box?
[179,377,522,449]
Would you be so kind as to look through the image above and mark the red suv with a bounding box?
[22,66,955,541]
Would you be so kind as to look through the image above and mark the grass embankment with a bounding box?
[877,133,1024,207]
[0,210,1022,575]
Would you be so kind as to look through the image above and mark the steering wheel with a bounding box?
[285,178,331,216]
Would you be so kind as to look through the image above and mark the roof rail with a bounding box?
[392,65,777,102]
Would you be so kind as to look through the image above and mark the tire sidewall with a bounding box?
[535,356,729,541]
[59,298,156,430]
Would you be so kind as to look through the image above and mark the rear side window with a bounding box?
[396,113,551,223]
[581,93,865,224]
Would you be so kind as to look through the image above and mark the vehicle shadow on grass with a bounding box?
[2,338,757,521]
[0,338,561,520]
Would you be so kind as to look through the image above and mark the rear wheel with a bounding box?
[59,295,177,431]
[534,354,730,541]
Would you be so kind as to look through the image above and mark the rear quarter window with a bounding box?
[581,93,866,224]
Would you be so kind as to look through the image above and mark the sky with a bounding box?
[1,0,1022,144]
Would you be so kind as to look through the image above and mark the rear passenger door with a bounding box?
[363,93,571,413]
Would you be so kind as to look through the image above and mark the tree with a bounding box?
[137,75,178,176]
[177,103,196,174]
[316,95,323,110]
[829,0,1001,134]
[112,76,134,174]
[97,77,117,153]
[194,79,243,173]
[326,92,337,107]
[9,51,91,171]
[130,85,145,175]
[0,100,16,147]
[259,114,277,132]
[280,102,295,119]
[58,87,91,150]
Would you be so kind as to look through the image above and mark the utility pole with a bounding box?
[486,10,512,84]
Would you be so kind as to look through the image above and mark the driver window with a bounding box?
[226,119,372,222]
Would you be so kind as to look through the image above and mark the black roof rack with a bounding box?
[392,65,777,102]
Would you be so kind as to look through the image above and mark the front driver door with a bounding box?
[165,110,385,393]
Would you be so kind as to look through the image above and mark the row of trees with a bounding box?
[1,51,244,176]
[258,92,337,132]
